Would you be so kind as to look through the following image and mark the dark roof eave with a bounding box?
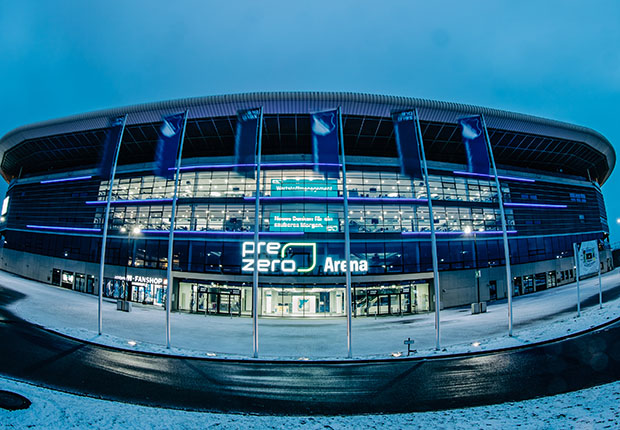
[0,92,615,184]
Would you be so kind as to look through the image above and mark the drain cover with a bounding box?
[0,390,31,410]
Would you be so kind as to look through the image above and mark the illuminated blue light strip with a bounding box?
[141,229,303,236]
[85,198,174,205]
[40,175,93,184]
[244,196,428,203]
[176,162,342,171]
[27,224,101,232]
[244,196,343,202]
[349,197,427,203]
[452,171,536,183]
[504,203,567,209]
[402,230,517,236]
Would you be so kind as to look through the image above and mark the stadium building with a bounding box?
[0,92,614,317]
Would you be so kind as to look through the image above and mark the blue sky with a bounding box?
[1,1,619,237]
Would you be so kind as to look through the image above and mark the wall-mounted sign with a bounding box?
[241,241,368,274]
[270,213,338,232]
[271,178,338,197]
[114,275,166,286]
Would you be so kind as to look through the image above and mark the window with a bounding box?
[570,193,586,203]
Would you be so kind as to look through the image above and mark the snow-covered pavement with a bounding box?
[1,376,619,429]
[1,269,620,360]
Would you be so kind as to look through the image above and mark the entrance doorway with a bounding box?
[195,286,241,316]
[366,289,403,316]
[354,283,429,317]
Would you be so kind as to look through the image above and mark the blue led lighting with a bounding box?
[452,171,536,183]
[40,175,93,184]
[85,198,174,205]
[402,230,517,236]
[244,196,344,202]
[141,229,304,236]
[176,162,342,171]
[349,197,428,203]
[27,224,101,232]
[504,203,567,209]
[244,196,428,203]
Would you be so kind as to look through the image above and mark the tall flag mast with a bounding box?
[155,110,189,349]
[235,107,263,358]
[458,114,513,336]
[311,108,353,358]
[393,109,442,350]
[97,114,128,335]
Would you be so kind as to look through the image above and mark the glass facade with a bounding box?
[0,158,609,317]
[90,169,513,234]
[176,281,431,317]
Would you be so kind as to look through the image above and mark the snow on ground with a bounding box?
[1,376,619,429]
[2,269,620,360]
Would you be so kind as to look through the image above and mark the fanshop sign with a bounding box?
[241,241,368,274]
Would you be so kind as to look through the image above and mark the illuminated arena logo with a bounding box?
[241,241,368,274]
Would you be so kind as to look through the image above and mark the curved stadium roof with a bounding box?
[0,92,615,184]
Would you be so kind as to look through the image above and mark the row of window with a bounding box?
[97,170,509,203]
[94,203,515,234]
[5,167,601,240]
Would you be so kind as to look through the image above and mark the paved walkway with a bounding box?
[2,269,619,360]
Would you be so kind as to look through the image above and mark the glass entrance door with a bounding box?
[219,291,230,314]
[389,294,401,315]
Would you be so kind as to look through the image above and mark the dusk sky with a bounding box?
[1,1,619,237]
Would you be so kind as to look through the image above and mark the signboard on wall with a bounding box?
[575,240,599,276]
[270,213,338,232]
[271,178,338,197]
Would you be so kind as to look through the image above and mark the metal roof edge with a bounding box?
[0,92,615,183]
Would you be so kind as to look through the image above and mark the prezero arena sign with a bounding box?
[241,241,369,274]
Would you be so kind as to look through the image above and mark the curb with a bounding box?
[34,314,620,365]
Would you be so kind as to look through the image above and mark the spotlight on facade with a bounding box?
[132,226,141,235]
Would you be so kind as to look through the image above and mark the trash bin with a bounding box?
[116,300,123,311]
[479,301,487,313]
[123,301,132,312]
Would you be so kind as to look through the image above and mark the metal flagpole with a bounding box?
[574,242,581,317]
[598,241,603,309]
[98,114,127,336]
[480,114,513,336]
[166,110,189,349]
[414,109,441,350]
[338,107,353,359]
[252,107,264,359]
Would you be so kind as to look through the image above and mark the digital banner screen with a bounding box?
[270,213,338,232]
[270,178,338,197]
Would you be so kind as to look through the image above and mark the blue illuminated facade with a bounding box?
[0,93,614,317]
